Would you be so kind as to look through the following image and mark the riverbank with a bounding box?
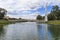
[0,20,11,25]
[47,20,60,25]
[0,19,28,25]
[0,20,60,25]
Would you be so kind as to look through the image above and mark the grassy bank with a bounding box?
[0,20,11,24]
[0,19,28,25]
[47,20,60,25]
[1,20,60,25]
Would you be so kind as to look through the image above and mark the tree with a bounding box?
[19,18,22,19]
[48,5,60,20]
[36,15,43,20]
[52,5,59,12]
[0,8,7,19]
[48,14,57,20]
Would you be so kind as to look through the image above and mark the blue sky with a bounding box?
[0,0,60,19]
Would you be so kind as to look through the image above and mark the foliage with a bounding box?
[36,15,43,20]
[0,8,7,19]
[9,18,18,20]
[19,18,22,19]
[48,5,60,20]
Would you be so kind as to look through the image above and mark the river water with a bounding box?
[0,22,60,40]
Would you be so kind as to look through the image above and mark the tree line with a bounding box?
[48,5,60,20]
[37,5,60,20]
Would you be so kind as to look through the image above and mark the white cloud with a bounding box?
[0,0,60,11]
[0,0,40,11]
[0,0,60,19]
[7,12,40,20]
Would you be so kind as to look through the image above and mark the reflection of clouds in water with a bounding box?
[1,22,60,40]
[3,22,38,40]
[0,22,60,40]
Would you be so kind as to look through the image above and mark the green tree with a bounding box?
[0,8,7,19]
[36,15,43,20]
[48,14,57,20]
[52,5,59,12]
[57,10,60,20]
[48,5,60,20]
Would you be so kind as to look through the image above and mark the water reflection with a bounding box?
[37,23,53,40]
[3,22,38,40]
[49,25,60,40]
[0,22,60,40]
[0,25,4,35]
[0,25,5,40]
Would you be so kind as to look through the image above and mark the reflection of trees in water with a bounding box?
[0,25,5,40]
[37,24,41,31]
[37,23,60,40]
[49,25,60,40]
[36,23,41,40]
[0,25,4,36]
[36,23,53,40]
[36,22,41,31]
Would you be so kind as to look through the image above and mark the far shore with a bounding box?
[0,19,60,25]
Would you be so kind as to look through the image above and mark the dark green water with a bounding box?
[0,22,60,40]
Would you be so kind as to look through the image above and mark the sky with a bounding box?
[0,0,60,19]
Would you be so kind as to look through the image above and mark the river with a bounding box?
[0,22,60,40]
